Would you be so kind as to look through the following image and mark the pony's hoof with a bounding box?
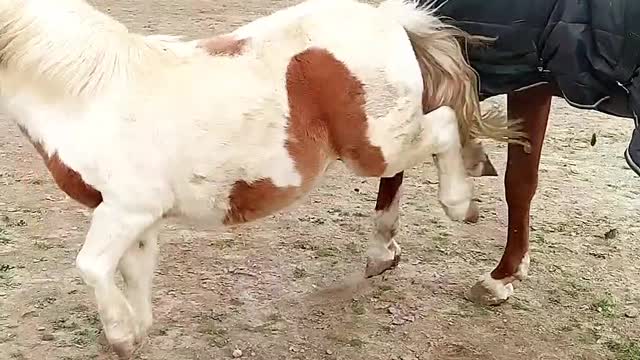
[111,336,147,360]
[111,338,136,360]
[467,273,514,305]
[364,254,401,278]
[464,201,480,223]
[441,199,478,223]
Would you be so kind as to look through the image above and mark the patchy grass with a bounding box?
[52,317,81,331]
[531,231,547,246]
[196,321,229,348]
[326,333,365,348]
[592,293,618,318]
[314,248,336,258]
[70,328,100,347]
[292,239,318,251]
[33,240,54,250]
[344,241,361,255]
[266,312,282,322]
[350,299,367,315]
[371,283,394,299]
[292,266,307,279]
[510,300,533,312]
[8,352,25,360]
[455,302,499,318]
[239,312,286,335]
[562,278,591,299]
[0,227,12,244]
[606,339,640,360]
[0,262,16,289]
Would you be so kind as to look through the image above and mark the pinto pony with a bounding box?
[0,0,520,357]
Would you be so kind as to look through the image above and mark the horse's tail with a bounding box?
[378,0,527,146]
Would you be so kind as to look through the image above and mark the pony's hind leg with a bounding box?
[118,223,161,341]
[365,172,403,278]
[75,204,159,359]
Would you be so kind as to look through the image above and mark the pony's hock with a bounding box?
[0,0,516,357]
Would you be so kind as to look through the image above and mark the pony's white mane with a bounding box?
[0,0,181,97]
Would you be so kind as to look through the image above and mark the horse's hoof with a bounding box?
[364,254,401,278]
[440,198,478,223]
[111,339,135,360]
[467,273,514,306]
[110,337,147,360]
[464,201,480,223]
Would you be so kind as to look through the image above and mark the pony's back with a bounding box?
[0,0,160,98]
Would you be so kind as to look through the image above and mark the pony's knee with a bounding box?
[76,251,111,287]
[422,106,459,151]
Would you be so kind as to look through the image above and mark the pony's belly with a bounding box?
[45,152,103,208]
[222,178,310,225]
[17,125,103,208]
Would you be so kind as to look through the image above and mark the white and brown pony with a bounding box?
[0,0,520,357]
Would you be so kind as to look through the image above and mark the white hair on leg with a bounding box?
[423,107,479,222]
[118,223,161,339]
[365,183,402,278]
[75,204,160,358]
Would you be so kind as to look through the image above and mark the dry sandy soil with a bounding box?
[1,0,640,359]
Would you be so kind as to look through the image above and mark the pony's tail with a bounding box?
[378,0,527,147]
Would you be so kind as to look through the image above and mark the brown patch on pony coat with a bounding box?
[223,48,386,225]
[197,34,248,56]
[19,126,103,208]
[375,172,403,211]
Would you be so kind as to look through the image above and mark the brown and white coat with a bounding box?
[0,0,517,357]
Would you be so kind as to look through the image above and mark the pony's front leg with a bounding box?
[425,107,479,223]
[75,204,159,359]
[118,224,161,341]
[365,172,403,278]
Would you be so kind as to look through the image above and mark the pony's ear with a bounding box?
[197,34,248,56]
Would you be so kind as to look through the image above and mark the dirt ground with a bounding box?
[1,0,640,359]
